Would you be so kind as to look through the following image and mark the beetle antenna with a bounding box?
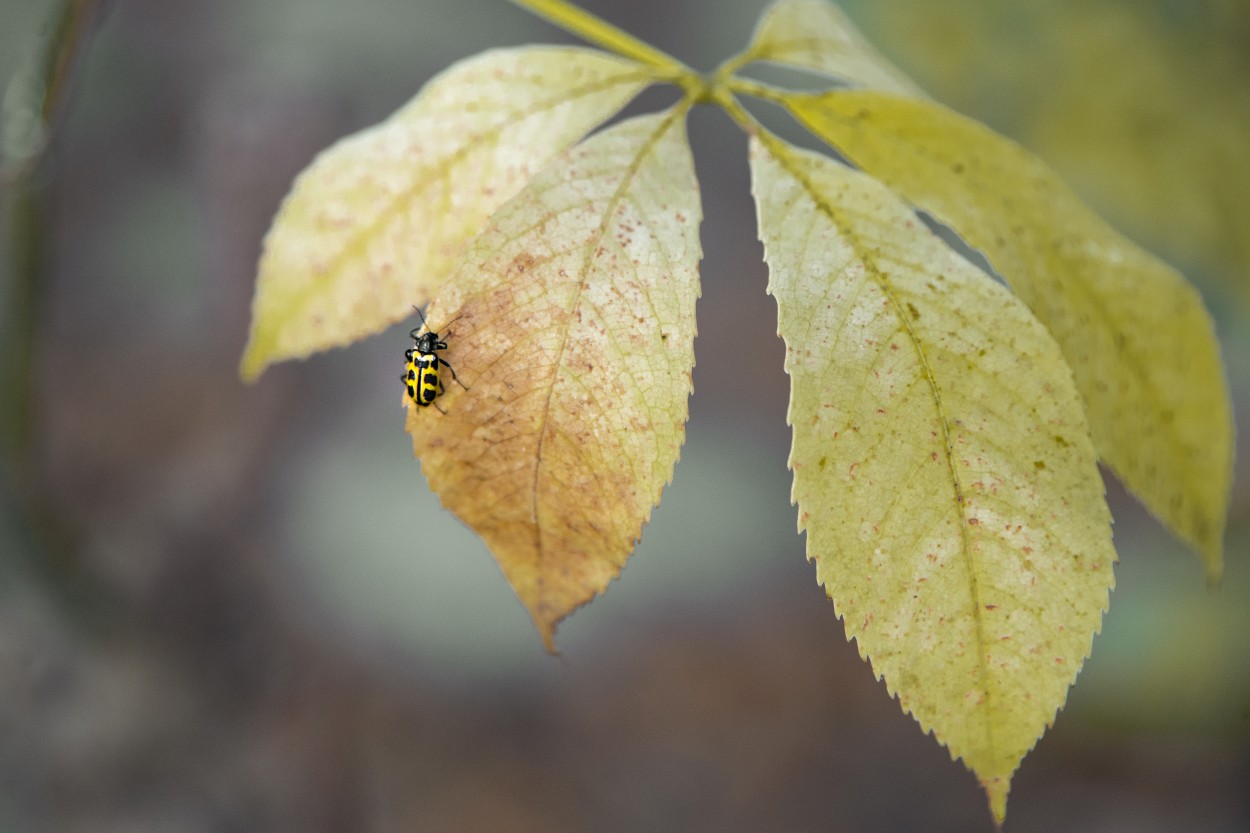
[409,305,429,340]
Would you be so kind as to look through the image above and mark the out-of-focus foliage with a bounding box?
[733,0,923,96]
[859,0,1250,304]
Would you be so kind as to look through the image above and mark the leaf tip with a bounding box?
[238,341,267,383]
[982,775,1010,827]
[536,616,559,655]
[1204,555,1224,589]
[1184,515,1225,587]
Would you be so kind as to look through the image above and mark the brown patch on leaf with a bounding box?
[406,110,701,650]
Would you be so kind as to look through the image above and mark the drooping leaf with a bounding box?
[406,108,701,649]
[750,133,1116,821]
[781,90,1233,580]
[240,46,650,380]
[860,0,1250,297]
[735,0,924,96]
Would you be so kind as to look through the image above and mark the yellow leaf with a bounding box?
[750,134,1116,822]
[781,90,1233,580]
[735,0,924,96]
[860,0,1250,298]
[240,46,650,380]
[406,107,701,650]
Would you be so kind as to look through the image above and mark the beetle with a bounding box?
[402,306,464,413]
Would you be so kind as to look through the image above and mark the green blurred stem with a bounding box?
[3,188,43,484]
[2,0,109,607]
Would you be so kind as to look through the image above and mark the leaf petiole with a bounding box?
[508,0,693,80]
[724,75,790,104]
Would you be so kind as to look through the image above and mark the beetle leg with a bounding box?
[439,358,469,390]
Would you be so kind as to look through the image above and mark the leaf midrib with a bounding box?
[762,134,997,757]
[790,94,1222,559]
[530,107,688,615]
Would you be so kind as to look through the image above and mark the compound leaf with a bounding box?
[241,46,650,380]
[782,90,1233,580]
[406,108,701,649]
[751,134,1116,821]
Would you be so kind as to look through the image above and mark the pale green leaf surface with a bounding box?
[750,135,1116,820]
[407,108,701,649]
[241,46,650,380]
[784,91,1233,579]
[737,0,924,96]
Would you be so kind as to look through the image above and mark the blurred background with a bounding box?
[1,0,1247,830]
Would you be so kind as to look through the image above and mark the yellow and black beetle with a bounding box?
[402,306,464,413]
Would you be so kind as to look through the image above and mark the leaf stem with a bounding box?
[705,84,763,140]
[724,75,792,105]
[507,0,693,79]
[709,44,760,86]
